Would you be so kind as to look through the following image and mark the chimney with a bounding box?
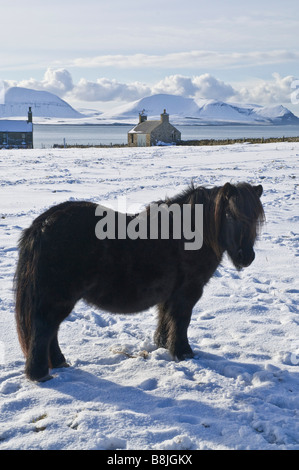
[139,110,147,123]
[27,107,32,123]
[161,109,169,123]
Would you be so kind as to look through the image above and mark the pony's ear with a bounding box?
[254,184,263,198]
[222,182,237,200]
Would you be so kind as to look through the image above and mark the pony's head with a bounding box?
[215,182,265,270]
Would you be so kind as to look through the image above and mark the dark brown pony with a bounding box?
[14,182,264,382]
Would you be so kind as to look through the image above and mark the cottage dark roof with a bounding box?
[128,120,161,134]
[0,120,33,132]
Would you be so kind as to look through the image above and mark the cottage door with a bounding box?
[137,134,147,146]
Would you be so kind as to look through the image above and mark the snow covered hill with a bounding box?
[1,88,298,125]
[100,93,299,125]
[0,87,83,119]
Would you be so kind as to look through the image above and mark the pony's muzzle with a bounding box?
[237,248,255,268]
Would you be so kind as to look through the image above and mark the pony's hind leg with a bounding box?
[47,302,75,371]
[25,317,56,382]
[25,303,73,382]
[49,333,69,369]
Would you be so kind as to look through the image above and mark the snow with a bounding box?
[99,94,299,125]
[1,88,298,126]
[0,120,32,132]
[0,87,83,120]
[103,94,200,121]
[0,142,298,450]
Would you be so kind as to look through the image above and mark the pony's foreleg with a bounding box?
[155,286,203,360]
[155,301,193,359]
[154,303,170,349]
[168,307,194,360]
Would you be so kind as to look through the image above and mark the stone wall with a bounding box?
[150,122,181,145]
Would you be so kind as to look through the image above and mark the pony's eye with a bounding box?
[225,212,233,219]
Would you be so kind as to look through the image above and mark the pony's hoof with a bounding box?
[54,361,70,369]
[183,352,194,359]
[176,350,194,361]
[36,374,54,383]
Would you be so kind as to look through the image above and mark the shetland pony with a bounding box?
[14,182,264,381]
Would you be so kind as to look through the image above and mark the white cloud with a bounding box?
[4,68,298,109]
[152,75,198,98]
[71,78,151,102]
[2,69,150,103]
[152,74,235,101]
[70,73,237,104]
[234,73,297,105]
[192,74,235,101]
[14,69,74,97]
[68,72,298,107]
[71,50,299,70]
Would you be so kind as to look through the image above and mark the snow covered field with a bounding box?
[0,142,298,450]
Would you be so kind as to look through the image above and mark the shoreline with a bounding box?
[52,135,299,149]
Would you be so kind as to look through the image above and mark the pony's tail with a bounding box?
[14,224,42,357]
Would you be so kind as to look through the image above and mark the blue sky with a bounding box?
[1,0,298,112]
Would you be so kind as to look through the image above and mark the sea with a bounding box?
[33,124,299,148]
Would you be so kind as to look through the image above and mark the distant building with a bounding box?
[128,110,181,147]
[0,108,33,148]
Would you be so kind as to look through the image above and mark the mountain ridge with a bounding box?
[100,94,299,125]
[0,88,298,125]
